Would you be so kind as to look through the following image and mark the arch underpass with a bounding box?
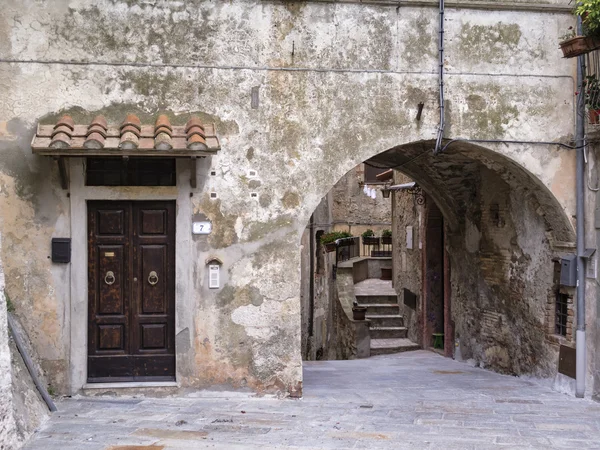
[304,139,575,377]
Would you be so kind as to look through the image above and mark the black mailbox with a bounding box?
[560,255,577,287]
[51,238,71,263]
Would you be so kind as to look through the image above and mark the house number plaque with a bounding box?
[192,221,212,235]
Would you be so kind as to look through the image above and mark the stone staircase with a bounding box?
[355,292,420,356]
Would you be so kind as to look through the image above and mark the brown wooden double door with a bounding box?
[87,201,176,382]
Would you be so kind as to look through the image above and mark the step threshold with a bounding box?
[365,315,403,319]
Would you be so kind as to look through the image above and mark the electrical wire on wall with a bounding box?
[434,0,446,155]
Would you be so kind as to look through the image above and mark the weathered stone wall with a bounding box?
[301,193,336,361]
[331,164,392,236]
[442,165,560,376]
[0,235,18,449]
[392,173,423,344]
[0,0,591,396]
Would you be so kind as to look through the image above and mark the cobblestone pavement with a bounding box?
[24,351,600,449]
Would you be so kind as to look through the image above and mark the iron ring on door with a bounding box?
[148,271,159,286]
[104,271,116,285]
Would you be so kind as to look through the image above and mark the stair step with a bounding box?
[355,295,398,305]
[370,338,420,356]
[366,315,404,328]
[370,326,408,339]
[358,303,400,315]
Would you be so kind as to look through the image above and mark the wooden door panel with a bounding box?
[97,209,125,235]
[97,324,125,351]
[139,245,168,314]
[140,323,167,350]
[97,245,125,315]
[88,200,175,383]
[88,202,132,382]
[140,209,167,235]
[133,355,175,380]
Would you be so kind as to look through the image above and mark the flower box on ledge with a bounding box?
[362,236,380,246]
[559,36,600,58]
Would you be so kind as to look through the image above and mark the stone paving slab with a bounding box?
[23,351,600,449]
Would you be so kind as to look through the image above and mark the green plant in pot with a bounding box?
[559,0,600,57]
[381,229,392,245]
[321,231,352,252]
[362,228,380,246]
[576,0,600,39]
[584,74,600,124]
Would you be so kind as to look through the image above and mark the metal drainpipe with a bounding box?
[307,214,315,358]
[575,15,587,399]
[434,0,445,154]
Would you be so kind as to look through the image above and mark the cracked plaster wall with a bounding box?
[0,0,591,395]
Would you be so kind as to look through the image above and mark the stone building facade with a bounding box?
[0,0,598,404]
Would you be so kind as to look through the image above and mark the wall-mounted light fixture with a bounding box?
[381,182,425,205]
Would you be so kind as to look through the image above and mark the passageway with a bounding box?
[302,138,575,378]
[24,352,600,449]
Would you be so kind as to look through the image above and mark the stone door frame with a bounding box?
[67,158,193,394]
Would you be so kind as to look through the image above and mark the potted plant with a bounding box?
[337,232,355,247]
[559,0,600,58]
[362,229,380,246]
[352,301,367,321]
[381,229,392,245]
[584,74,600,124]
[320,231,352,252]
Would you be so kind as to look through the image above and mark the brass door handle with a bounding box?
[148,271,159,285]
[105,271,116,285]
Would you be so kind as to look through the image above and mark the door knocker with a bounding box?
[148,271,159,286]
[104,271,116,286]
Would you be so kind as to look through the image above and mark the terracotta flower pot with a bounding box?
[559,36,600,58]
[589,109,600,125]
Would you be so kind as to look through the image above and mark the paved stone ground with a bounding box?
[353,279,396,296]
[24,351,600,449]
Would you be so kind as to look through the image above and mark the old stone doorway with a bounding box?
[87,201,176,382]
[423,200,449,355]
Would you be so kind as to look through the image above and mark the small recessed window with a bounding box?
[86,157,176,186]
[555,293,569,337]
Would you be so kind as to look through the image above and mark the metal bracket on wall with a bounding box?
[190,156,197,188]
[53,156,69,190]
[583,248,596,259]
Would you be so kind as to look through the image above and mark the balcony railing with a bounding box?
[334,236,394,264]
[335,237,360,263]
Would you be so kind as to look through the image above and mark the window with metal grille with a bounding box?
[86,157,176,186]
[555,293,569,337]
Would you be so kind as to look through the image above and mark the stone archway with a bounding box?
[301,138,575,378]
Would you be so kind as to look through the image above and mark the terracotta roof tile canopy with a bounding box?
[32,113,221,157]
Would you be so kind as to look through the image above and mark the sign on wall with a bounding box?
[192,221,212,235]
